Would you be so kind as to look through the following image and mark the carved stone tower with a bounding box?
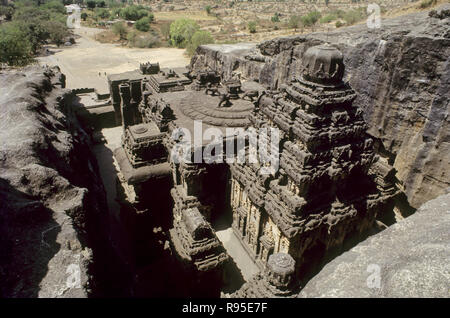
[229,44,396,283]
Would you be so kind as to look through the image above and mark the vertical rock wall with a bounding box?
[0,66,108,297]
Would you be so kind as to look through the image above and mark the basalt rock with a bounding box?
[298,190,450,298]
[189,4,450,208]
[0,66,107,297]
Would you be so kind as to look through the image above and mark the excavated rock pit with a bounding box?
[0,6,448,298]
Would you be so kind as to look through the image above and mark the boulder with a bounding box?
[298,191,450,298]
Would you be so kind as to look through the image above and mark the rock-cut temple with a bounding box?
[106,44,399,297]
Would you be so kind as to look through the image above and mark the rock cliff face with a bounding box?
[297,190,450,298]
[0,66,107,297]
[190,5,450,208]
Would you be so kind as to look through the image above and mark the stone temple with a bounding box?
[106,44,399,297]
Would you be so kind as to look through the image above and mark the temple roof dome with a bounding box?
[302,44,345,85]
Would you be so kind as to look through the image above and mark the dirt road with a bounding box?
[38,27,190,93]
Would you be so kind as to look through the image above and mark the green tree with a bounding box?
[169,18,199,48]
[112,21,127,40]
[247,21,256,33]
[81,12,88,21]
[135,16,151,32]
[45,21,68,47]
[86,0,96,10]
[0,0,69,65]
[0,23,33,66]
[205,5,211,15]
[119,5,151,21]
[95,8,110,19]
[110,7,122,19]
[186,30,214,56]
[96,0,106,8]
[42,0,66,14]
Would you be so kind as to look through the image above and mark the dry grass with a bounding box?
[382,0,446,18]
[85,0,446,49]
[154,10,217,22]
[95,29,121,44]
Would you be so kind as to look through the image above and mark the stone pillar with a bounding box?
[130,80,142,125]
[119,83,132,132]
[109,80,123,126]
[141,77,149,98]
[130,79,142,105]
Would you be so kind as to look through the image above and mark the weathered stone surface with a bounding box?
[0,66,106,297]
[190,4,450,208]
[298,190,450,298]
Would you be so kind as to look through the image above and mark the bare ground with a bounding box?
[38,27,190,93]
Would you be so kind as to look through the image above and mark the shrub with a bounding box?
[95,8,110,19]
[169,18,199,48]
[0,5,14,21]
[0,23,33,66]
[342,8,366,25]
[335,20,344,28]
[288,15,301,30]
[81,12,88,21]
[135,16,151,32]
[160,22,171,40]
[301,11,321,29]
[419,0,437,8]
[129,33,160,48]
[42,0,66,14]
[248,21,257,33]
[112,21,127,40]
[205,5,211,15]
[186,30,214,56]
[320,14,336,24]
[271,12,280,23]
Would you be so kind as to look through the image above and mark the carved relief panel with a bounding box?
[259,219,275,264]
[231,178,242,209]
[265,216,281,253]
[279,236,290,254]
[246,204,261,253]
[287,177,300,195]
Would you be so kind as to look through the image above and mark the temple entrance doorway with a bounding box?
[207,164,233,231]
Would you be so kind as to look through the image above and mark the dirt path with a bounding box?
[38,27,190,93]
